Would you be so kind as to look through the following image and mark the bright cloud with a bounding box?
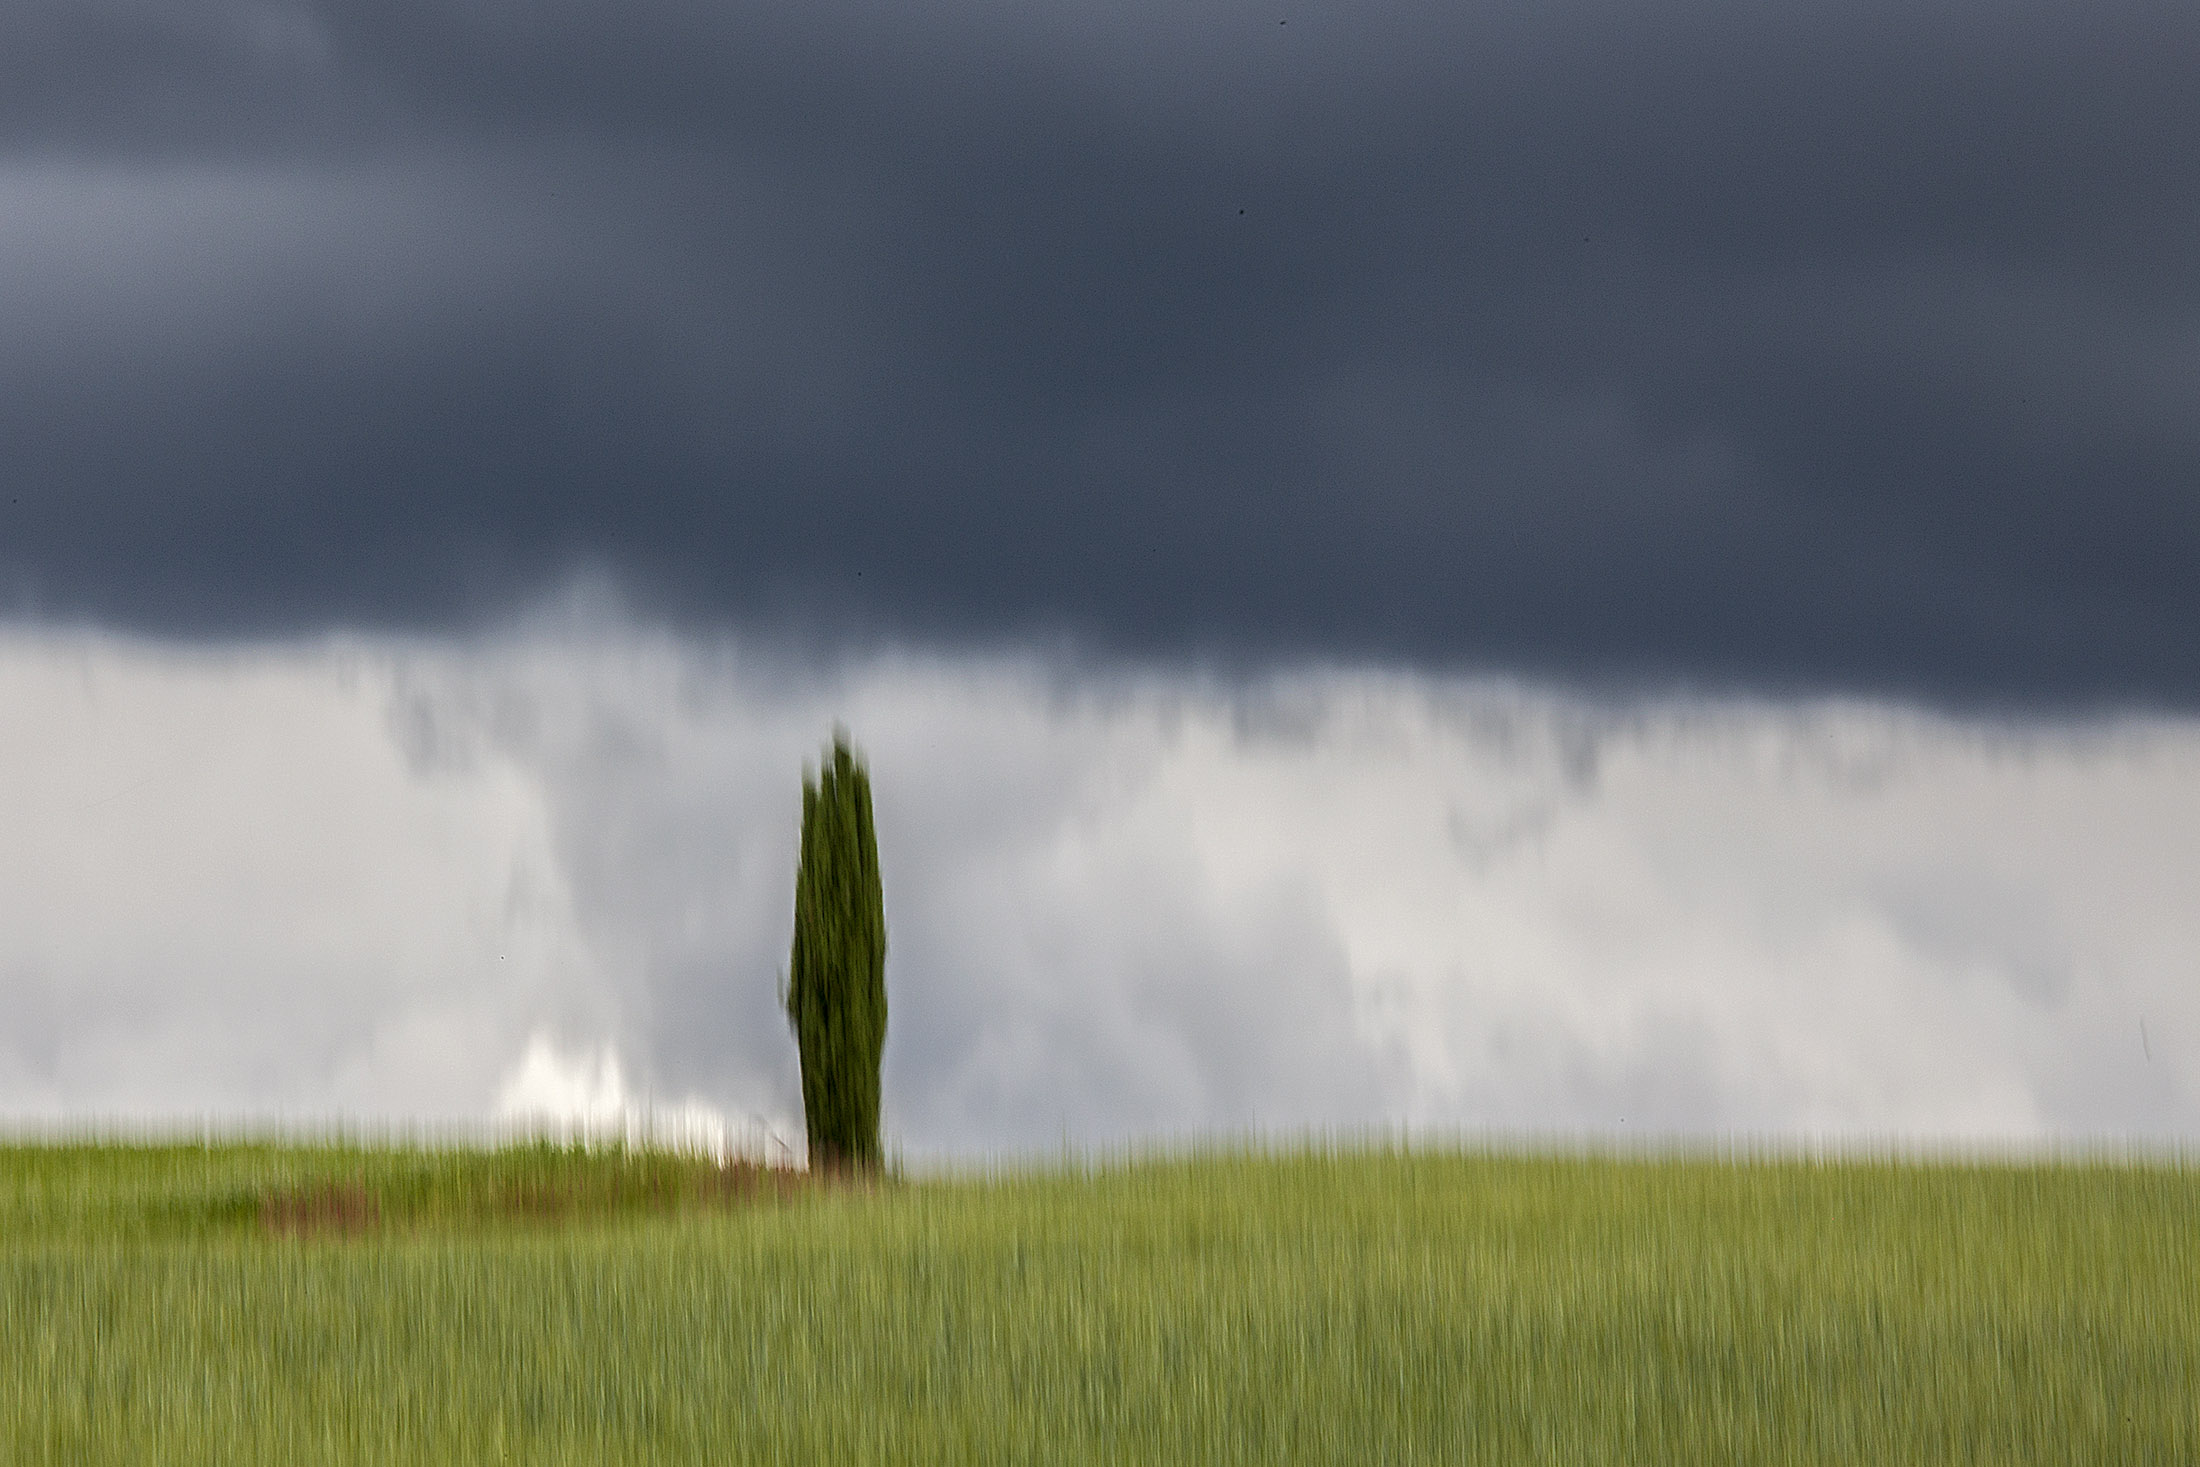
[2,612,2194,1158]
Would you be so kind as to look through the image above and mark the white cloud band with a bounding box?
[3,614,2193,1157]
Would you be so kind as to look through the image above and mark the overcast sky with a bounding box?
[4,0,2196,1158]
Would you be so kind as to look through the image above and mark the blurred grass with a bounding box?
[2,1139,2194,1463]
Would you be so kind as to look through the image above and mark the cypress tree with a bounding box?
[785,725,887,1172]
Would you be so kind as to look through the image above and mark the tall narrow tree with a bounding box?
[785,725,888,1172]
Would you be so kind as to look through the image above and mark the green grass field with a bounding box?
[2,1137,2194,1463]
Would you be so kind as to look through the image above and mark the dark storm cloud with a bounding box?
[4,0,2198,704]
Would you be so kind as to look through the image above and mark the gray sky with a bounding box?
[4,1,2197,1155]
[3,613,2193,1159]
[2,0,2197,701]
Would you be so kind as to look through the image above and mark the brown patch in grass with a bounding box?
[261,1181,380,1237]
[803,1158,888,1196]
[256,1158,841,1238]
[695,1159,816,1205]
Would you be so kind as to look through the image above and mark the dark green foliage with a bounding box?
[786,726,888,1172]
